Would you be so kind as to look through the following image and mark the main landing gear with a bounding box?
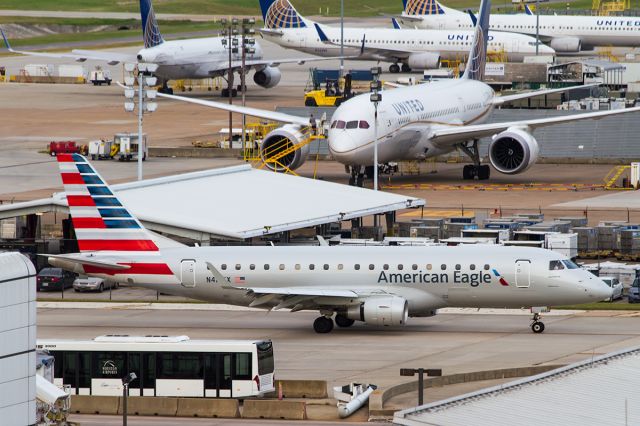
[158,81,173,95]
[313,316,334,333]
[389,63,400,73]
[530,312,545,334]
[459,140,490,180]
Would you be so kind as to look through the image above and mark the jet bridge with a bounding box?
[0,164,424,242]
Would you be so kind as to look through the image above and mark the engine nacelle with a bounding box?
[253,66,282,88]
[550,37,581,53]
[260,124,311,171]
[346,296,408,327]
[407,52,440,70]
[488,127,539,175]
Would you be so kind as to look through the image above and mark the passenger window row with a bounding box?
[219,263,492,272]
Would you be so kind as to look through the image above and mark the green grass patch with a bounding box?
[557,302,640,310]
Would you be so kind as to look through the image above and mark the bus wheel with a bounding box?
[313,316,334,333]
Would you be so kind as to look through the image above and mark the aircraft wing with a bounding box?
[156,92,311,126]
[242,287,360,298]
[396,14,425,22]
[204,56,353,76]
[1,28,135,64]
[491,84,600,106]
[256,28,285,37]
[429,106,640,145]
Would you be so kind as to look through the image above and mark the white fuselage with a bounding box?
[328,78,494,165]
[77,245,610,316]
[404,11,640,49]
[137,37,264,80]
[261,25,553,63]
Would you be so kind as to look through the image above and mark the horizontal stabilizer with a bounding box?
[42,254,131,270]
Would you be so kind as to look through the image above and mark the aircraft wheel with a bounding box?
[478,165,490,180]
[401,63,411,73]
[531,321,545,334]
[462,164,474,180]
[389,64,400,73]
[335,315,355,328]
[313,316,334,333]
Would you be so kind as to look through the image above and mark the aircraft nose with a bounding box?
[590,277,613,301]
[328,130,357,161]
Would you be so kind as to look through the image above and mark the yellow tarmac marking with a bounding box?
[382,183,605,192]
[400,209,476,218]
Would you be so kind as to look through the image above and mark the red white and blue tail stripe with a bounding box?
[57,153,159,252]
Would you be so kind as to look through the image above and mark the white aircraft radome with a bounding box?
[257,0,554,73]
[48,153,611,334]
[399,0,640,53]
[0,0,340,94]
[158,0,640,185]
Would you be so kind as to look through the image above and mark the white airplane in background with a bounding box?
[159,0,640,185]
[257,0,554,73]
[0,0,338,95]
[399,0,640,53]
[48,153,611,334]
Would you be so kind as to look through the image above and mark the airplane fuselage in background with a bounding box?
[260,26,553,63]
[328,78,493,165]
[64,245,610,316]
[137,37,264,80]
[404,12,640,51]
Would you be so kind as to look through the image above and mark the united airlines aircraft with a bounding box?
[399,0,640,53]
[48,154,611,333]
[0,0,336,94]
[258,0,553,73]
[159,0,640,184]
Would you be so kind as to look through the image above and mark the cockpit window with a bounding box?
[335,120,346,129]
[562,260,579,269]
[359,120,370,129]
[549,260,565,271]
[330,121,337,128]
[346,120,359,129]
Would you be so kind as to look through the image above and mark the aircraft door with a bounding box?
[515,259,531,288]
[180,259,196,288]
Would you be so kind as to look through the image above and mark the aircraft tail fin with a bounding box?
[140,0,164,48]
[259,0,309,29]
[461,0,490,81]
[56,154,162,253]
[402,0,448,15]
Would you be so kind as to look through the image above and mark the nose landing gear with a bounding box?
[530,312,545,333]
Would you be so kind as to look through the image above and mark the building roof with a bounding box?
[0,164,424,240]
[394,346,640,426]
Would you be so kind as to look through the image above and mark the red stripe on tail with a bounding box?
[83,263,173,275]
[67,195,96,207]
[56,154,76,162]
[61,173,84,185]
[72,217,106,229]
[78,240,159,252]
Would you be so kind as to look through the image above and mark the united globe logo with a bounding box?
[404,0,445,15]
[265,0,307,28]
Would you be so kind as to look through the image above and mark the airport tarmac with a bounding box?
[37,306,640,391]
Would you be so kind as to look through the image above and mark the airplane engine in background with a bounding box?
[253,66,282,88]
[407,52,440,70]
[550,37,582,53]
[346,296,409,327]
[488,127,540,175]
[260,124,311,171]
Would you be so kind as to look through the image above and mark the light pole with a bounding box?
[370,67,382,191]
[241,18,256,151]
[124,62,158,181]
[535,0,540,55]
[400,368,442,406]
[340,0,344,78]
[122,372,137,426]
[221,18,240,146]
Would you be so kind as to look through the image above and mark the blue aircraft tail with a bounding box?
[403,0,445,15]
[140,0,164,48]
[259,0,308,29]
[462,0,490,81]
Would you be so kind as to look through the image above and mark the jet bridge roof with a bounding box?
[0,164,424,240]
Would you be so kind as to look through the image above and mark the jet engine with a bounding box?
[407,52,440,70]
[345,296,408,327]
[488,127,540,175]
[253,66,282,88]
[260,124,311,171]
[550,37,582,53]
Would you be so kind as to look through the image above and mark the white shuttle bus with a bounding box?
[36,335,275,398]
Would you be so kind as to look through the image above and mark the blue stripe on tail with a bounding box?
[261,0,307,29]
[462,0,491,81]
[403,0,445,15]
[140,0,164,48]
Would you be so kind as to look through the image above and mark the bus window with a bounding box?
[94,351,126,380]
[128,352,142,389]
[62,352,77,390]
[143,352,156,393]
[204,354,217,391]
[51,351,63,381]
[79,352,91,390]
[157,352,203,380]
[221,353,232,390]
[257,341,274,376]
[234,353,252,380]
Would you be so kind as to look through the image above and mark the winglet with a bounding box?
[314,23,330,43]
[1,27,14,52]
[524,4,533,15]
[391,17,401,29]
[467,9,478,26]
[360,34,366,55]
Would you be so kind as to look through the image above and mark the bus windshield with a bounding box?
[257,341,274,375]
